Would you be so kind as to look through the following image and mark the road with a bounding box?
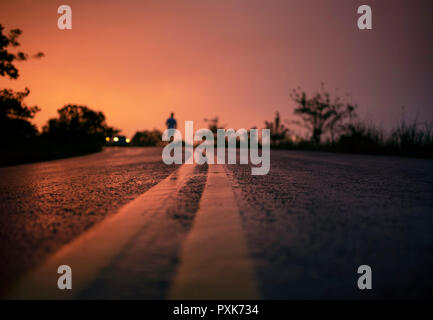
[1,147,433,298]
[0,148,178,294]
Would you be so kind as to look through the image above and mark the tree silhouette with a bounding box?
[0,24,44,79]
[290,84,357,144]
[43,105,117,146]
[0,88,39,121]
[0,88,39,145]
[0,25,43,146]
[265,111,289,145]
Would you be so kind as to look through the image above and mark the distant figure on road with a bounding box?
[166,112,177,129]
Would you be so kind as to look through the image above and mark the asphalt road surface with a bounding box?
[1,147,433,299]
[0,148,177,294]
[226,150,433,299]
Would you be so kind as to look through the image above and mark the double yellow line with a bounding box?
[7,164,259,299]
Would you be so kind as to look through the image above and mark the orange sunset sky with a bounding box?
[1,0,432,138]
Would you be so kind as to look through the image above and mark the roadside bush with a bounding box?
[335,122,384,154]
[131,129,162,146]
[388,120,433,157]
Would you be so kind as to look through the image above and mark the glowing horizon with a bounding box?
[1,0,432,138]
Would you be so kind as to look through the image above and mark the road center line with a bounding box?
[7,164,196,299]
[169,164,260,299]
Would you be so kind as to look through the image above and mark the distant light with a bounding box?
[113,137,119,142]
[105,137,110,142]
[126,138,130,143]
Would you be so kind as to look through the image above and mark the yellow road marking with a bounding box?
[7,164,196,299]
[169,164,260,299]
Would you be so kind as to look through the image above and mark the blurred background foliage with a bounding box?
[1,24,432,166]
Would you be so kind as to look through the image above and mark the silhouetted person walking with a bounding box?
[166,112,177,129]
